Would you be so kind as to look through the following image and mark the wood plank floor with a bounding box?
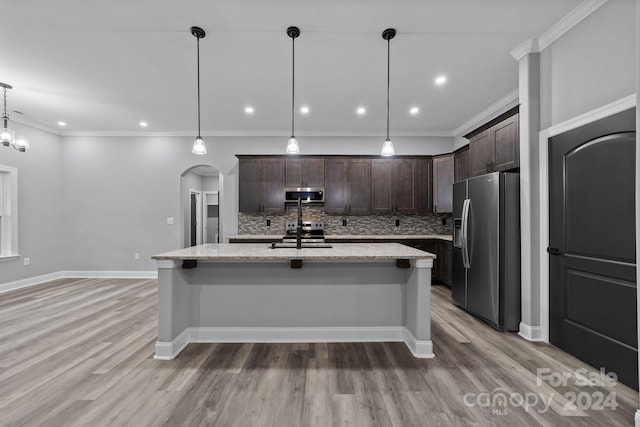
[0,278,637,426]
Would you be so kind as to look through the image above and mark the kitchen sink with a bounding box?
[269,242,333,249]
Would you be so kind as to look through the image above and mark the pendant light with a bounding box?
[286,26,300,155]
[191,26,207,155]
[381,28,396,157]
[1,83,28,152]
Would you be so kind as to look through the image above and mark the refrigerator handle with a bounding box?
[461,198,471,269]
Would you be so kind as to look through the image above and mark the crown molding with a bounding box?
[11,116,61,136]
[511,0,608,59]
[452,89,519,137]
[511,39,540,61]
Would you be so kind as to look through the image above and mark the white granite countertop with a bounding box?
[227,234,452,242]
[152,243,436,261]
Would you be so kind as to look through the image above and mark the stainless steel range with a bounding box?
[283,221,325,243]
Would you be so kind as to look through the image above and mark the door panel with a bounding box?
[324,159,348,213]
[564,134,636,263]
[371,159,393,214]
[348,159,371,214]
[549,108,637,390]
[469,129,492,177]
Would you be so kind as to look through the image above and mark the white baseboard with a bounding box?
[0,270,158,294]
[154,328,191,360]
[0,271,65,294]
[518,322,546,342]
[403,328,435,358]
[154,326,435,360]
[635,410,640,427]
[63,270,157,279]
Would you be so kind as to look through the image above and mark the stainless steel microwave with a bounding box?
[284,187,324,203]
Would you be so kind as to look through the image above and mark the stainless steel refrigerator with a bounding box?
[452,172,520,331]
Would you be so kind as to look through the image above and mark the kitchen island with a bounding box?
[152,243,435,360]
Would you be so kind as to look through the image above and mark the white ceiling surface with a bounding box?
[2,0,581,137]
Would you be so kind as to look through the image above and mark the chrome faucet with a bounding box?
[296,197,302,249]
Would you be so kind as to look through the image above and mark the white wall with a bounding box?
[540,0,637,129]
[54,134,455,274]
[0,122,65,283]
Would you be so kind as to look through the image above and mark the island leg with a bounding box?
[155,260,191,359]
[404,258,434,358]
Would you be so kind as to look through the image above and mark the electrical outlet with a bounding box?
[167,217,175,225]
[266,219,271,226]
[395,219,400,227]
[441,217,447,225]
[342,219,347,226]
[23,257,30,266]
[135,252,140,260]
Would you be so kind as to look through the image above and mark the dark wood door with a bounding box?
[371,159,393,214]
[260,158,285,213]
[347,159,371,213]
[469,129,492,177]
[238,158,261,212]
[394,158,417,213]
[454,146,470,182]
[433,154,453,213]
[285,158,304,187]
[417,158,433,213]
[493,113,519,171]
[304,158,325,187]
[324,158,348,213]
[549,108,637,390]
[286,158,325,188]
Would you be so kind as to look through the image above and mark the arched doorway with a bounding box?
[180,165,221,248]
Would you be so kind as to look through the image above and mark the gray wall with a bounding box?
[0,122,65,283]
[1,132,453,281]
[540,0,637,129]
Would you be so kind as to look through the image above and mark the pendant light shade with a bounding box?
[381,28,396,157]
[286,26,300,154]
[191,26,207,155]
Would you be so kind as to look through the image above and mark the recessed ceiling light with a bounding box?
[300,106,310,114]
[139,121,148,127]
[356,107,366,115]
[435,75,447,86]
[409,107,419,115]
[57,121,66,126]
[244,106,254,114]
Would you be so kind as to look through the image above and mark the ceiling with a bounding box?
[2,0,582,137]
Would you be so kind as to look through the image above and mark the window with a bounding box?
[0,165,18,259]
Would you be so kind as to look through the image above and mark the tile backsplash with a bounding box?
[238,205,453,235]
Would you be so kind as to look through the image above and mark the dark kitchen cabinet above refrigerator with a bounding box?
[466,107,520,177]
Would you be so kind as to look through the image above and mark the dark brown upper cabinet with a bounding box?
[371,158,418,214]
[238,157,285,213]
[467,108,519,177]
[285,157,325,188]
[433,154,453,213]
[324,158,371,214]
[416,158,433,213]
[454,146,470,183]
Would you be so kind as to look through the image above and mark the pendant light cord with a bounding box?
[386,37,390,141]
[291,36,295,138]
[196,36,201,138]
